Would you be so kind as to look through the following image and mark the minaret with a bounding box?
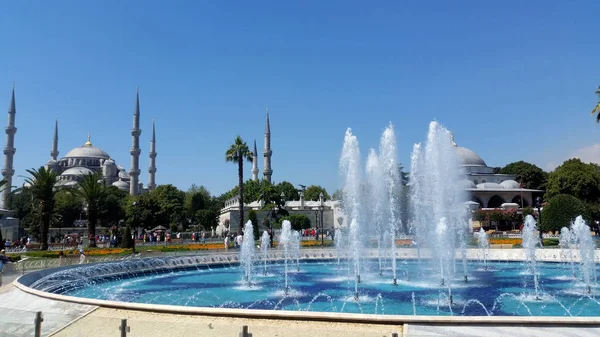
[50,119,59,160]
[1,84,17,209]
[251,139,259,182]
[148,118,157,191]
[263,108,273,183]
[129,87,142,195]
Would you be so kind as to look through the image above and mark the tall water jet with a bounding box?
[334,228,342,265]
[240,220,255,285]
[559,227,575,278]
[366,149,386,276]
[409,121,467,290]
[476,227,489,270]
[409,143,424,272]
[261,231,270,275]
[340,128,362,299]
[522,215,540,300]
[571,216,596,294]
[280,220,292,294]
[379,123,402,285]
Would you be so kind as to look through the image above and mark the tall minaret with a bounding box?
[148,118,157,191]
[50,119,59,160]
[251,139,259,182]
[263,108,273,183]
[1,84,17,209]
[129,86,142,196]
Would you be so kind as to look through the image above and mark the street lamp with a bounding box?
[132,201,138,254]
[535,197,543,247]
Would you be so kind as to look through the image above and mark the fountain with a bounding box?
[280,220,292,294]
[476,227,489,270]
[366,149,386,276]
[240,220,255,285]
[260,231,270,275]
[334,228,342,265]
[522,215,541,300]
[292,230,301,272]
[559,227,576,278]
[571,216,597,294]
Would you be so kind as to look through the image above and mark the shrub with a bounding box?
[121,225,134,249]
[540,194,585,232]
[248,210,259,239]
[277,214,311,231]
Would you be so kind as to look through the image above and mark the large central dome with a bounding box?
[63,134,110,159]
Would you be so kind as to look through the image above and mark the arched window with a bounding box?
[487,195,505,208]
[511,195,529,207]
[470,195,483,207]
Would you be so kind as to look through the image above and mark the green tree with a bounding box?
[304,185,329,201]
[225,136,253,229]
[20,167,60,250]
[101,187,127,226]
[121,224,133,248]
[124,194,161,229]
[150,184,186,226]
[74,172,111,247]
[7,188,32,221]
[54,189,83,228]
[248,209,259,239]
[540,194,586,232]
[590,85,600,123]
[499,161,548,190]
[277,214,311,231]
[545,158,600,203]
[195,209,218,229]
[276,181,298,201]
[331,189,343,201]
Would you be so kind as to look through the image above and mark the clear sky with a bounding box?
[1,1,600,196]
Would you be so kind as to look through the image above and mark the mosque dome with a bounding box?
[500,180,521,189]
[451,134,487,167]
[112,179,129,191]
[459,179,477,189]
[476,182,503,189]
[64,134,110,159]
[61,166,94,177]
[118,168,130,180]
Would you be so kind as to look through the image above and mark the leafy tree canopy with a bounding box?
[304,185,330,201]
[276,213,312,231]
[540,194,586,232]
[499,161,548,190]
[545,158,600,203]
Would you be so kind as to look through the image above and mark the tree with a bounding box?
[248,209,259,239]
[74,172,111,247]
[276,181,298,201]
[590,85,600,123]
[331,189,343,201]
[540,194,586,232]
[225,136,253,229]
[101,187,127,226]
[54,189,83,228]
[277,214,311,231]
[7,188,32,221]
[304,185,329,201]
[545,158,600,203]
[121,224,133,248]
[20,167,60,250]
[499,161,548,190]
[150,184,186,226]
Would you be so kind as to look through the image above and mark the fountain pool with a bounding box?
[23,256,600,317]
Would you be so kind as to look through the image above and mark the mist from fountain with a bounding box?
[366,149,386,276]
[409,121,467,299]
[292,230,301,272]
[280,220,292,293]
[261,231,270,275]
[522,215,540,300]
[340,128,363,298]
[334,228,342,265]
[476,227,489,270]
[559,227,576,278]
[571,216,597,294]
[240,221,255,285]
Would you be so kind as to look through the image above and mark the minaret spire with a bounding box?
[1,83,17,209]
[129,86,142,195]
[251,139,259,182]
[50,119,59,160]
[148,118,157,191]
[262,108,273,183]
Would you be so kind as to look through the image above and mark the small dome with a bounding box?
[61,167,94,177]
[112,179,129,191]
[476,182,503,190]
[500,180,521,189]
[118,170,130,179]
[103,158,115,166]
[459,180,477,189]
[455,147,487,167]
[45,159,57,166]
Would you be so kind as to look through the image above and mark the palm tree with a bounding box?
[74,172,109,247]
[20,167,59,250]
[225,136,253,230]
[591,86,600,123]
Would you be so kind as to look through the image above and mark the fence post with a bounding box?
[34,311,43,337]
[119,319,130,337]
[239,325,252,337]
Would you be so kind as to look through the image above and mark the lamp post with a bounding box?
[319,192,324,246]
[535,197,543,247]
[132,201,138,254]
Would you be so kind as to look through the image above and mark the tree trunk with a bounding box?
[40,208,50,251]
[88,210,97,248]
[238,155,244,232]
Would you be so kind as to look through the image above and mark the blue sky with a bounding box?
[1,1,600,196]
